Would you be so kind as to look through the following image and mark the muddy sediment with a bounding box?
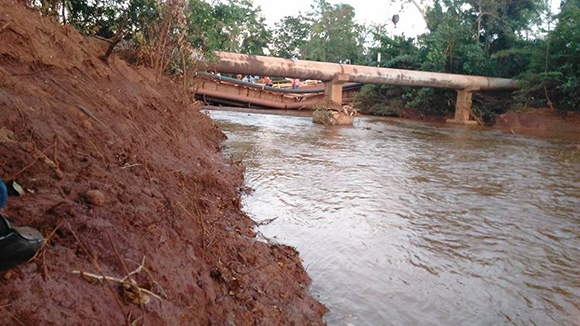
[494,109,580,135]
[0,1,325,325]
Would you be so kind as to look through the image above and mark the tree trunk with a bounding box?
[101,16,126,63]
[181,49,187,96]
[410,0,427,22]
[61,0,66,24]
[476,0,482,45]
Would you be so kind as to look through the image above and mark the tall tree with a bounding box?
[300,0,365,63]
[271,15,310,59]
[528,0,580,109]
[208,0,271,54]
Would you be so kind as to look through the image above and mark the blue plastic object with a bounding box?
[0,179,7,209]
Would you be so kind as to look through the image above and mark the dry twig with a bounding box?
[143,160,152,183]
[0,304,25,326]
[68,226,129,323]
[125,258,168,299]
[0,22,11,34]
[72,270,163,302]
[107,234,148,326]
[88,138,107,164]
[78,105,107,127]
[31,222,63,280]
[176,201,207,248]
[7,143,56,181]
[121,163,142,169]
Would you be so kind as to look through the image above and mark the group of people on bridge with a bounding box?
[238,74,301,90]
[209,70,301,90]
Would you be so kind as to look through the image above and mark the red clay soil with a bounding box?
[495,109,580,134]
[0,1,326,325]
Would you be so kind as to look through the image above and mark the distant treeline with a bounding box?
[34,0,579,119]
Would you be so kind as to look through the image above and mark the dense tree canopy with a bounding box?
[531,0,580,109]
[300,0,365,63]
[35,0,580,115]
[270,0,365,63]
[271,15,310,58]
[352,0,579,118]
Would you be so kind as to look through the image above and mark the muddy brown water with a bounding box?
[208,109,580,325]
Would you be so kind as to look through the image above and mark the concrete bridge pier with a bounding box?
[446,88,479,125]
[324,74,349,104]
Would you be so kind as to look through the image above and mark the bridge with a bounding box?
[205,51,520,124]
[194,72,362,109]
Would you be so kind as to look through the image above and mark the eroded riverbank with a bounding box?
[0,3,325,324]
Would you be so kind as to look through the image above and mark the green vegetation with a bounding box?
[354,0,580,121]
[521,0,580,110]
[32,0,580,118]
[38,0,271,83]
[311,106,335,125]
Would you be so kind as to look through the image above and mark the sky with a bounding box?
[253,0,429,39]
[252,0,563,39]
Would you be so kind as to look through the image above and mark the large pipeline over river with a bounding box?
[211,51,520,90]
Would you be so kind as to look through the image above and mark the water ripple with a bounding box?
[210,110,580,326]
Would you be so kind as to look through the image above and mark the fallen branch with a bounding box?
[72,270,163,302]
[125,258,168,299]
[68,226,128,323]
[94,35,116,44]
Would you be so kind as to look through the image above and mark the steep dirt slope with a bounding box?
[0,1,326,324]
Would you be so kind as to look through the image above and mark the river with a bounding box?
[208,108,580,326]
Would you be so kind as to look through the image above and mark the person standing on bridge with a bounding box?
[292,78,300,90]
[264,76,273,87]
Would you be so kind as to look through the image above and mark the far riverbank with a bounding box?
[203,106,580,141]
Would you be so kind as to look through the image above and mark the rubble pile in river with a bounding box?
[312,103,358,125]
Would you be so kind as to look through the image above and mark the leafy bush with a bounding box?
[352,85,406,117]
[514,0,580,111]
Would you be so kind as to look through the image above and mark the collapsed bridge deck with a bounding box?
[194,73,362,109]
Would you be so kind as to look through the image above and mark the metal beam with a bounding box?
[196,88,320,109]
[197,72,363,94]
[211,51,519,91]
